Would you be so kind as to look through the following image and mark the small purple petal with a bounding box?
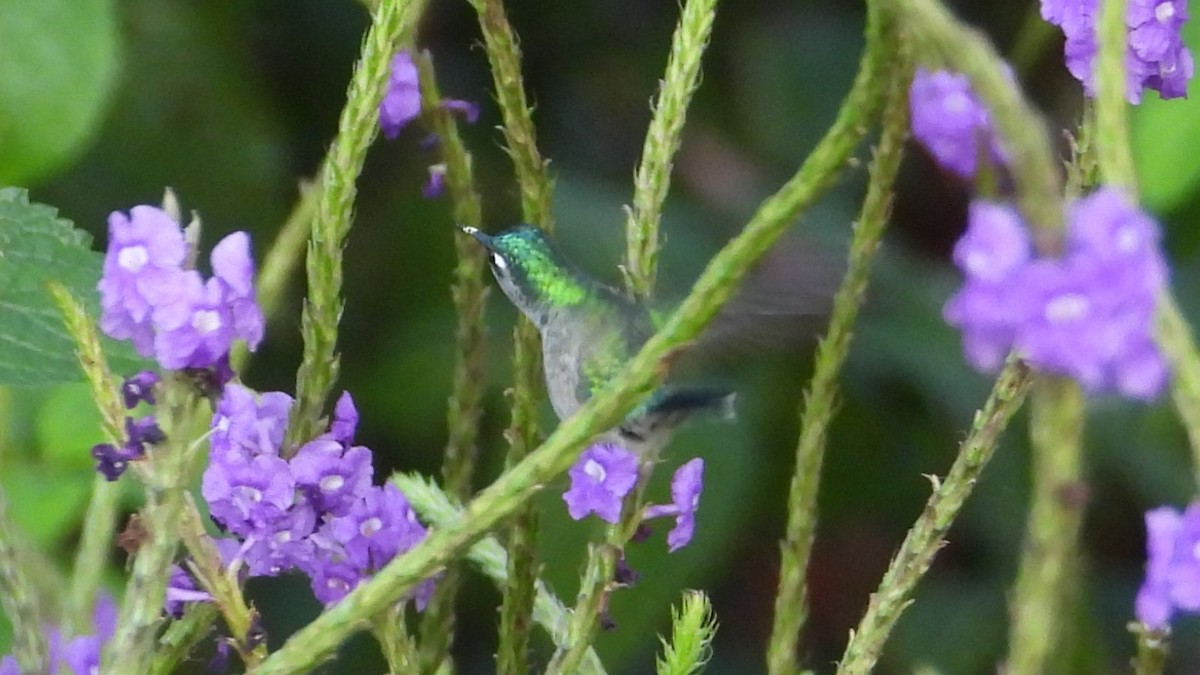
[562,443,640,524]
[121,370,160,409]
[330,391,359,445]
[380,51,422,139]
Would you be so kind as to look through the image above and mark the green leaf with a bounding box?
[1132,16,1200,215]
[37,383,105,470]
[0,0,121,185]
[0,188,145,385]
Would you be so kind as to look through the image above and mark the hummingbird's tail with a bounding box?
[641,386,736,421]
[617,386,735,447]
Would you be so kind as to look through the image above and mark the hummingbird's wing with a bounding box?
[655,235,844,374]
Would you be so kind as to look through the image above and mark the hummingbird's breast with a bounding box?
[539,299,651,421]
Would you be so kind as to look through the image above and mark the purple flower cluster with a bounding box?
[1136,503,1200,628]
[203,385,431,606]
[562,444,705,552]
[379,50,479,198]
[98,205,264,371]
[1042,0,1193,102]
[945,187,1168,399]
[909,68,1007,179]
[0,594,116,675]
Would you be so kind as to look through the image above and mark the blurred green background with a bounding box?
[2,0,1200,672]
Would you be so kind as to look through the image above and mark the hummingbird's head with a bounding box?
[460,224,589,322]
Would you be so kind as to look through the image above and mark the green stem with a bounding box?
[146,603,220,675]
[177,495,265,668]
[0,487,49,674]
[286,0,429,449]
[766,6,903,672]
[1004,377,1086,675]
[414,52,490,675]
[104,374,202,674]
[254,18,888,665]
[881,0,1064,248]
[395,472,607,675]
[1158,298,1200,487]
[1093,0,1136,191]
[464,1,554,671]
[835,359,1034,675]
[497,322,542,675]
[374,608,420,675]
[47,283,128,635]
[466,0,555,231]
[624,0,718,299]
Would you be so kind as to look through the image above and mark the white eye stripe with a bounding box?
[490,252,508,271]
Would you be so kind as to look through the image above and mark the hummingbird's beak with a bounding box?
[458,224,491,247]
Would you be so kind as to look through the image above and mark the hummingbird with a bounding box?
[462,224,734,455]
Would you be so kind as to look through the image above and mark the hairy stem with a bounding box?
[103,374,202,674]
[396,472,607,674]
[1004,378,1087,675]
[286,0,428,449]
[766,6,903,671]
[464,1,555,671]
[624,0,718,299]
[0,488,48,673]
[414,51,490,674]
[835,359,1034,674]
[48,283,127,634]
[1093,0,1136,192]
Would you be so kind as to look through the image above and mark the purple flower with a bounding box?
[121,370,160,408]
[239,502,319,577]
[330,391,359,445]
[326,483,427,571]
[562,443,640,524]
[1043,0,1193,102]
[164,564,213,617]
[1136,503,1200,628]
[945,188,1168,398]
[290,438,374,516]
[306,557,364,606]
[380,51,480,140]
[211,384,294,463]
[92,442,144,481]
[909,68,1007,178]
[381,52,422,139]
[126,415,165,447]
[644,458,704,552]
[152,271,239,370]
[211,231,266,352]
[98,206,189,356]
[202,454,296,536]
[98,203,265,373]
[944,202,1039,371]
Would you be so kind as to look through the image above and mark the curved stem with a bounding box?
[766,4,901,671]
[1004,378,1086,675]
[835,359,1034,674]
[624,0,718,299]
[286,0,429,449]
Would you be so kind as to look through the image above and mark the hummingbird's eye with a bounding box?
[489,252,508,273]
